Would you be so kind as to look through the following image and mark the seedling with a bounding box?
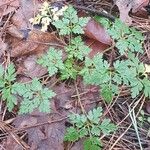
[0,64,18,111]
[53,5,89,35]
[64,107,116,150]
[37,48,64,77]
[95,17,144,55]
[13,78,56,114]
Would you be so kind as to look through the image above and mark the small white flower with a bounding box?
[41,24,48,32]
[53,14,59,21]
[40,2,50,14]
[29,14,42,25]
[61,5,68,12]
[41,17,51,25]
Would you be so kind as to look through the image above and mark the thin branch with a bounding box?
[73,5,115,21]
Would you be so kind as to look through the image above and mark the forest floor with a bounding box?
[0,0,150,150]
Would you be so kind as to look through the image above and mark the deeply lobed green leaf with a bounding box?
[65,107,116,150]
[53,5,89,35]
[37,48,64,77]
[14,78,56,114]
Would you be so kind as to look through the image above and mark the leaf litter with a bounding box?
[0,0,150,150]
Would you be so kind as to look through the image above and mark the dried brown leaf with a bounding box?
[0,0,19,17]
[0,38,8,57]
[11,0,40,29]
[115,0,132,24]
[85,37,109,58]
[20,55,47,78]
[132,0,149,13]
[84,19,111,45]
[115,0,149,24]
[10,30,65,57]
[7,25,25,39]
[13,115,37,128]
[53,83,74,110]
[3,136,23,150]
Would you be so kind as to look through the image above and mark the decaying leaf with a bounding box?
[84,19,112,45]
[20,55,48,78]
[0,0,19,17]
[115,0,132,24]
[52,83,74,110]
[3,136,23,150]
[13,113,66,150]
[46,120,65,150]
[70,139,84,150]
[114,0,149,24]
[11,0,40,29]
[7,25,25,39]
[85,37,109,58]
[10,30,65,57]
[132,0,149,13]
[0,38,8,58]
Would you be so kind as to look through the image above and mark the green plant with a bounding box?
[29,2,68,32]
[53,5,89,35]
[37,5,90,80]
[95,17,144,55]
[37,48,65,77]
[36,7,148,102]
[64,107,116,150]
[0,63,56,114]
[66,36,90,60]
[0,64,18,111]
[80,51,150,102]
[60,59,78,80]
[60,36,90,80]
[126,53,150,98]
[1,3,146,116]
[138,110,150,126]
[13,78,56,114]
[80,54,118,102]
[37,37,90,80]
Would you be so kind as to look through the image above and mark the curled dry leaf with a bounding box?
[146,101,150,114]
[52,83,74,110]
[70,139,84,150]
[13,115,37,128]
[84,19,112,45]
[28,127,46,150]
[14,114,66,150]
[3,136,23,150]
[46,121,65,150]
